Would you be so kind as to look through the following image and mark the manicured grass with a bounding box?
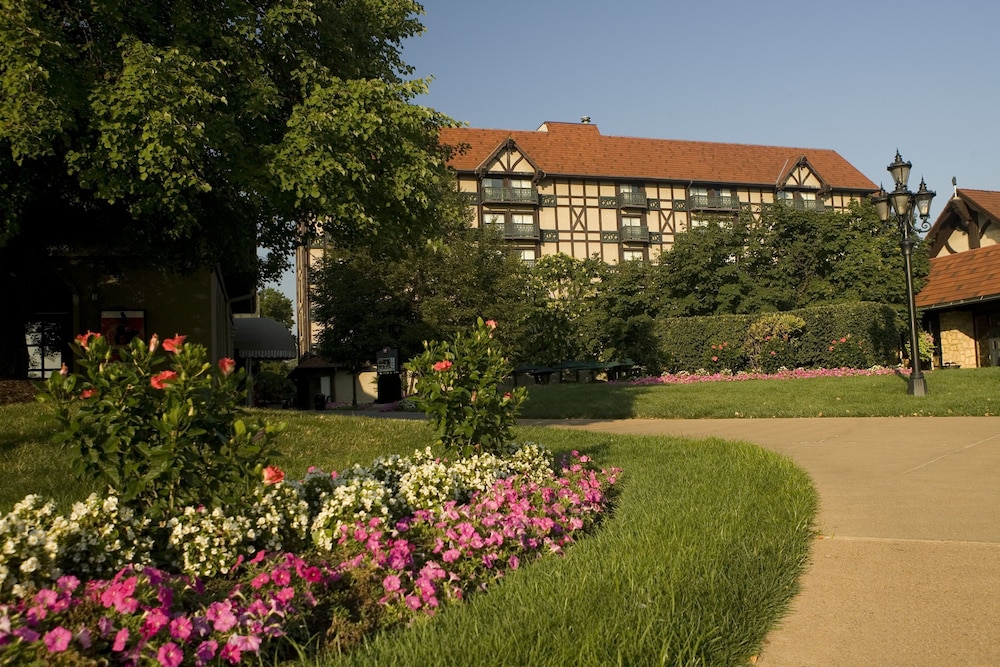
[0,404,817,666]
[317,427,816,667]
[519,368,1000,419]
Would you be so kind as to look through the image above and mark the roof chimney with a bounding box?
[580,116,591,124]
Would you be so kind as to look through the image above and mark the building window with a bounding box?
[777,191,825,211]
[520,248,537,267]
[622,249,645,262]
[481,177,537,204]
[619,183,647,208]
[25,319,67,379]
[620,215,649,241]
[689,187,739,210]
[481,210,540,239]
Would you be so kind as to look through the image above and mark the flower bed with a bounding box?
[620,366,903,386]
[0,448,620,664]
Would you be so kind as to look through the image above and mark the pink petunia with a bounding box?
[157,642,184,667]
[169,616,193,641]
[112,627,130,652]
[43,627,72,653]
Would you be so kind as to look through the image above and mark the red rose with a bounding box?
[218,358,236,375]
[150,370,178,389]
[432,360,453,372]
[262,466,285,485]
[162,334,186,353]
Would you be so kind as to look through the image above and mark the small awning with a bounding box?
[233,317,297,359]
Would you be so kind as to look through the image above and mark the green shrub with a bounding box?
[656,302,899,372]
[405,318,527,457]
[40,332,282,521]
[745,313,806,373]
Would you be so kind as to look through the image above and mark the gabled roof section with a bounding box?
[439,122,877,190]
[474,136,543,179]
[926,188,1000,256]
[777,155,830,193]
[916,244,1000,309]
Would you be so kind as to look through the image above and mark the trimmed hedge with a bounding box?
[656,302,900,373]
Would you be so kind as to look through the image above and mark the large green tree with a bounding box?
[660,201,929,316]
[0,0,461,376]
[257,287,294,332]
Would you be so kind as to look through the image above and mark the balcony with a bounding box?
[688,193,741,211]
[481,185,538,204]
[620,225,650,242]
[485,222,540,240]
[778,197,826,212]
[618,190,648,208]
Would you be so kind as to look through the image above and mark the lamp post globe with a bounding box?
[871,152,935,396]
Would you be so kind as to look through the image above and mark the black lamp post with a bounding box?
[871,151,935,396]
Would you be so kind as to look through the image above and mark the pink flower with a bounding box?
[150,370,178,389]
[157,642,184,667]
[383,574,401,592]
[220,642,241,664]
[829,346,835,352]
[43,627,72,653]
[485,319,497,329]
[148,334,160,353]
[169,616,192,641]
[432,359,452,372]
[162,334,186,353]
[218,357,235,375]
[711,356,719,362]
[80,388,97,399]
[59,363,69,377]
[262,466,285,485]
[112,627,130,652]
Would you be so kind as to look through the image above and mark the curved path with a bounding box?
[525,417,1000,666]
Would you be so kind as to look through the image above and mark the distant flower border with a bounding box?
[618,367,905,386]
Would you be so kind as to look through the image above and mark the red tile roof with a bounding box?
[440,122,877,190]
[956,188,1000,219]
[916,243,1000,309]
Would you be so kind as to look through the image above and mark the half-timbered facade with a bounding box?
[441,120,877,265]
[916,188,1000,368]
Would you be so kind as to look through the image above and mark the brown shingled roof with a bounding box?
[916,244,1000,309]
[440,121,877,190]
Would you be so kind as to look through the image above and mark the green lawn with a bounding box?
[1,401,816,666]
[519,367,1000,419]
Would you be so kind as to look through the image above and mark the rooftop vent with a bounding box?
[580,116,591,124]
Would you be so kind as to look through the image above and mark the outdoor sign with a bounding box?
[376,348,399,375]
[101,310,146,347]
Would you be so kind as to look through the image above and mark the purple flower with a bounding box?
[195,639,218,666]
[43,627,72,653]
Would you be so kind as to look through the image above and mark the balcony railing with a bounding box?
[485,222,540,240]
[618,190,647,208]
[620,225,649,242]
[778,198,826,212]
[688,194,741,210]
[481,185,538,204]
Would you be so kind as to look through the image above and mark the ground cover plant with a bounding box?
[519,367,1000,419]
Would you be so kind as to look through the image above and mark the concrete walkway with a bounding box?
[527,417,1000,666]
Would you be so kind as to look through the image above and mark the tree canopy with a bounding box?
[0,0,464,376]
[257,288,294,332]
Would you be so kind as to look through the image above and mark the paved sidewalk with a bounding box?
[529,417,1000,666]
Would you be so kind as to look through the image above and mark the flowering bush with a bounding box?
[904,330,935,365]
[744,313,806,373]
[825,334,869,369]
[620,366,899,386]
[40,332,283,521]
[0,450,621,663]
[405,318,527,456]
[704,341,745,373]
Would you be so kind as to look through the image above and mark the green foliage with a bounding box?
[254,361,296,406]
[657,302,899,372]
[39,333,281,520]
[405,319,527,457]
[744,313,807,373]
[258,287,294,331]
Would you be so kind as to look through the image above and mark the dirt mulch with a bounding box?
[0,379,40,406]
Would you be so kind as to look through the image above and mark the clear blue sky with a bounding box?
[274,0,1000,323]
